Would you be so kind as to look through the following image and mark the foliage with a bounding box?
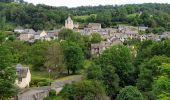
[150,63,170,99]
[86,63,103,80]
[58,29,73,40]
[44,90,62,100]
[102,65,120,98]
[97,45,134,87]
[44,42,65,74]
[28,41,51,70]
[0,32,6,43]
[60,80,108,100]
[62,42,84,74]
[30,78,51,87]
[0,3,170,31]
[137,56,170,91]
[91,33,102,43]
[116,86,144,100]
[0,42,17,99]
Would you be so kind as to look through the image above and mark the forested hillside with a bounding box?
[0,2,170,32]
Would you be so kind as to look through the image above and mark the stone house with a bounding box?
[34,30,47,40]
[91,42,104,57]
[15,64,31,89]
[14,26,24,33]
[19,29,35,41]
[161,32,170,39]
[138,26,148,31]
[46,30,59,39]
[88,23,102,30]
[139,35,147,41]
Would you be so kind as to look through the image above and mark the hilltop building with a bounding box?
[65,16,74,30]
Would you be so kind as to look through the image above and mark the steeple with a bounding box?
[65,16,74,30]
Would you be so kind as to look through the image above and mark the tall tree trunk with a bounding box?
[72,69,75,74]
[67,67,70,75]
[0,95,3,100]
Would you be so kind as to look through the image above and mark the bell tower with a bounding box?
[65,16,74,30]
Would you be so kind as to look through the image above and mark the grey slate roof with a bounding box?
[16,64,29,78]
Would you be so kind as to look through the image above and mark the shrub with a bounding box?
[49,90,56,96]
[30,78,51,87]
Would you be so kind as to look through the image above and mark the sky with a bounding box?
[24,0,170,8]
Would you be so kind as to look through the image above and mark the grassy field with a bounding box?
[31,70,50,80]
[73,14,97,21]
[73,15,90,20]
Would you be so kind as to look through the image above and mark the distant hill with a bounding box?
[0,3,170,31]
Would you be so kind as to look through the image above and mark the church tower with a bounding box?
[65,16,74,30]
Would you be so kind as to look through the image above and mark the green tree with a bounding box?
[102,65,120,98]
[116,86,144,100]
[62,42,84,74]
[91,33,102,43]
[0,32,6,43]
[28,41,50,70]
[0,45,17,99]
[60,80,108,100]
[58,29,73,40]
[151,63,170,100]
[152,76,170,100]
[137,56,170,91]
[96,10,112,27]
[86,63,103,80]
[97,45,134,87]
[44,42,65,75]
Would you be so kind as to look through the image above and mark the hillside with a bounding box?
[0,2,170,32]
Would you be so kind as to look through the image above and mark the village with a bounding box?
[14,16,170,57]
[13,16,170,93]
[1,0,170,99]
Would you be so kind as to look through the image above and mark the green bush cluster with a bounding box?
[30,78,51,87]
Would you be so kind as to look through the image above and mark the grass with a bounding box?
[127,13,139,18]
[73,15,90,20]
[54,75,81,82]
[31,70,50,80]
[73,14,97,20]
[31,70,81,82]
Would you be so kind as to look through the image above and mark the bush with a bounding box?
[49,90,56,96]
[30,78,51,87]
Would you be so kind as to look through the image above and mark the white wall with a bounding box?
[15,70,31,89]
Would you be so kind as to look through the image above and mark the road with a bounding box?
[17,75,82,100]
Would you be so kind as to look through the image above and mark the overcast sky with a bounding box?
[24,0,170,8]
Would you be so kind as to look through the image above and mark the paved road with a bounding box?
[18,75,82,100]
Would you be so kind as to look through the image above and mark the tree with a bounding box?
[44,42,65,75]
[150,63,170,99]
[97,45,134,87]
[0,45,17,99]
[62,42,84,74]
[152,76,170,100]
[86,63,103,80]
[116,86,144,100]
[28,41,50,70]
[91,33,102,43]
[60,80,108,100]
[7,40,29,64]
[96,10,112,27]
[102,65,120,98]
[58,29,73,40]
[0,0,14,3]
[137,56,170,91]
[0,32,6,43]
